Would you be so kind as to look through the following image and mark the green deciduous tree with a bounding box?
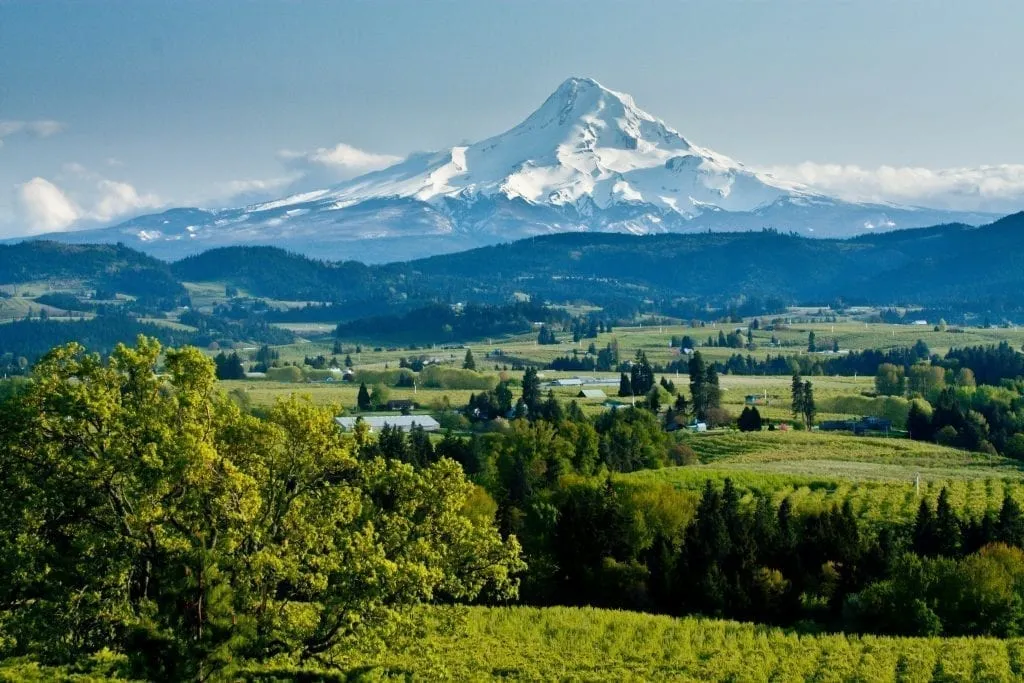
[875,363,906,396]
[0,338,523,679]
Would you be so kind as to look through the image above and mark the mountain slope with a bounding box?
[14,78,995,261]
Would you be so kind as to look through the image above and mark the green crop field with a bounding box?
[8,605,1021,681]
[622,431,1024,524]
[239,606,1024,681]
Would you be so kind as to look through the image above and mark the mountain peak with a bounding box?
[538,75,641,125]
[36,79,991,262]
[554,75,606,95]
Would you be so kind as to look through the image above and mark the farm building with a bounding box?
[577,389,607,400]
[386,399,417,412]
[335,415,441,433]
[554,378,584,387]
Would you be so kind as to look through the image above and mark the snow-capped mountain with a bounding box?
[24,77,994,262]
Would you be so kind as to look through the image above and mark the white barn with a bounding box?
[335,415,441,433]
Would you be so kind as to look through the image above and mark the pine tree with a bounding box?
[630,350,654,395]
[913,499,937,556]
[377,424,407,461]
[344,354,353,368]
[495,381,513,416]
[997,494,1024,547]
[689,352,707,419]
[705,365,721,412]
[407,424,435,467]
[802,381,816,428]
[357,382,371,411]
[214,352,245,380]
[934,487,961,556]
[541,390,564,424]
[618,372,633,397]
[791,374,805,422]
[521,367,541,415]
[674,393,689,417]
[807,331,817,352]
[738,406,762,432]
[646,386,661,413]
[463,348,476,371]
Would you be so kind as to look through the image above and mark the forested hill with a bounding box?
[0,241,185,301]
[171,246,379,301]
[5,212,1024,311]
[166,212,1024,307]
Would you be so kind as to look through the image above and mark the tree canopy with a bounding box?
[0,337,522,679]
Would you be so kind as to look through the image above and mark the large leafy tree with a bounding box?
[0,338,523,679]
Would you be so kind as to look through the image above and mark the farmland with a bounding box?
[9,248,1024,679]
[292,605,1024,681]
[622,430,1024,525]
[7,605,1021,681]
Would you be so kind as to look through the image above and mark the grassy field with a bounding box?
[219,370,875,425]
[622,431,1024,524]
[219,379,479,412]
[270,318,1024,387]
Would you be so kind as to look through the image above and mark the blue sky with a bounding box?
[2,0,1023,236]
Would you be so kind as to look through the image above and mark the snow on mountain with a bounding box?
[255,76,811,220]
[17,77,995,263]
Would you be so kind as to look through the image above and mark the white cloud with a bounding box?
[14,170,161,235]
[0,119,66,147]
[762,162,1024,213]
[17,178,82,233]
[193,142,404,207]
[278,142,402,184]
[213,176,296,202]
[24,120,66,137]
[91,180,161,221]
